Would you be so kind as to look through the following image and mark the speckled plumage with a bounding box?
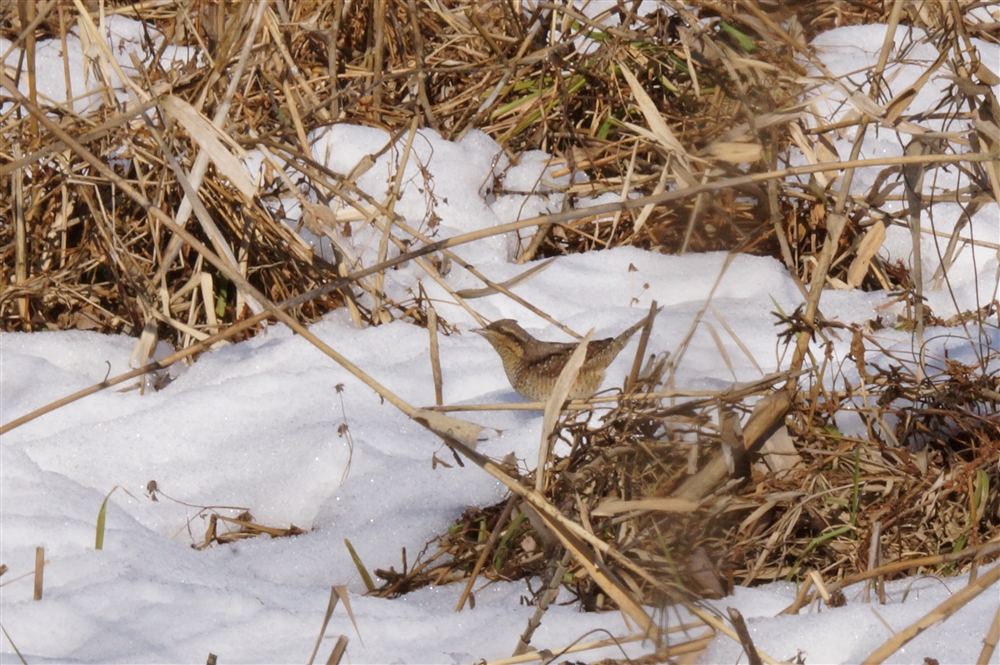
[474,315,653,401]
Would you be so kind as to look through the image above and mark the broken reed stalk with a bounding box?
[511,549,572,656]
[484,627,711,665]
[727,607,763,665]
[625,299,659,392]
[683,602,782,665]
[979,605,1000,665]
[12,147,27,321]
[674,388,792,501]
[1,0,55,65]
[33,547,44,601]
[325,636,348,665]
[427,304,443,406]
[307,586,341,665]
[536,330,592,492]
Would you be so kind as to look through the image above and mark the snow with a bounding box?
[0,15,195,115]
[702,574,1000,664]
[2,12,999,665]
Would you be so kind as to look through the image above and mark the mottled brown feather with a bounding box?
[474,314,654,401]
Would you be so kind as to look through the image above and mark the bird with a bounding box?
[474,311,658,402]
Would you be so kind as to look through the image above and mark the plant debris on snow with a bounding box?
[2,1,999,662]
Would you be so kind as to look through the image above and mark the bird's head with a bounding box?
[474,319,531,364]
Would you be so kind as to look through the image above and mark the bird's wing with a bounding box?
[522,341,575,365]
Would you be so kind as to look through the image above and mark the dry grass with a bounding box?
[2,1,999,662]
[0,0,921,338]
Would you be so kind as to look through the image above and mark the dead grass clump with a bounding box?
[369,365,790,607]
[753,332,1000,584]
[376,402,721,605]
[381,328,1000,624]
[3,1,996,358]
[2,0,851,343]
[2,2,999,660]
